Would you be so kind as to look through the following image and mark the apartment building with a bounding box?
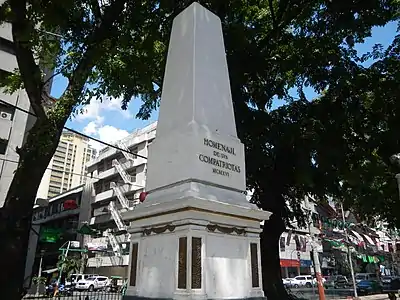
[278,200,322,278]
[82,122,157,277]
[25,184,93,287]
[0,18,54,206]
[36,131,96,199]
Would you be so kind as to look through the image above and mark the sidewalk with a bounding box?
[340,294,392,300]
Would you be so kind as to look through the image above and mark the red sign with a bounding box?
[280,259,300,267]
[63,199,78,210]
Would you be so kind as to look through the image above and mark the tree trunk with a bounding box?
[261,211,289,300]
[0,119,63,300]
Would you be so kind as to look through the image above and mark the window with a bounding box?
[97,277,107,282]
[126,192,140,201]
[280,237,285,252]
[300,237,307,252]
[128,169,136,182]
[0,37,15,55]
[297,277,306,280]
[295,235,301,251]
[130,146,138,157]
[105,159,113,170]
[0,138,8,155]
[94,182,102,194]
[103,180,112,190]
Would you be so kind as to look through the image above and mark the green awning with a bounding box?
[77,224,98,236]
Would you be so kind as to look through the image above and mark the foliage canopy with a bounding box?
[0,0,399,299]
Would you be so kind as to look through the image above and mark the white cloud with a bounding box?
[87,123,129,153]
[76,97,131,154]
[88,139,103,153]
[97,125,129,143]
[76,96,133,122]
[83,121,98,135]
[83,116,104,135]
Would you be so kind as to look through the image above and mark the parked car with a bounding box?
[355,273,379,283]
[324,275,348,289]
[282,278,295,287]
[356,280,383,295]
[66,273,99,288]
[387,277,400,300]
[291,275,314,288]
[75,276,110,291]
[382,276,395,285]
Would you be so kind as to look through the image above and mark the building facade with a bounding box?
[83,122,157,277]
[0,20,36,207]
[0,14,54,207]
[25,184,93,287]
[36,131,96,199]
[278,200,322,278]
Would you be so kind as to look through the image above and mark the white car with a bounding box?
[66,273,98,287]
[75,275,110,291]
[282,278,295,286]
[291,275,314,288]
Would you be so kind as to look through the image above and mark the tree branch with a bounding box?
[268,0,277,31]
[9,0,46,119]
[58,0,127,124]
[89,0,102,21]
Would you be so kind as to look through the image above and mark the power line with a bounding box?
[0,157,145,188]
[0,157,98,180]
[0,100,148,160]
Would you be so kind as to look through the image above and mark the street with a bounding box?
[24,291,122,300]
[290,287,393,299]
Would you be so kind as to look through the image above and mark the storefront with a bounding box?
[300,259,313,275]
[280,259,300,278]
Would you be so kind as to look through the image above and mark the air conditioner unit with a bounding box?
[0,111,12,121]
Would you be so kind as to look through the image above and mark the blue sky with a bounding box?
[50,21,398,151]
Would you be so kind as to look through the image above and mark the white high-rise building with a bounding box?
[36,131,96,199]
[82,122,156,277]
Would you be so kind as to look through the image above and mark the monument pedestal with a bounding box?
[122,196,270,300]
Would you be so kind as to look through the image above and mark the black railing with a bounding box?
[24,290,122,300]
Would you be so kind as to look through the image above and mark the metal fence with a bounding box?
[24,291,122,300]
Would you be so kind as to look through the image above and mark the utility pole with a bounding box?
[395,174,400,275]
[311,241,326,300]
[340,204,358,298]
[35,250,45,296]
[307,200,325,300]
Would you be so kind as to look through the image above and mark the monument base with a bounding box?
[122,196,271,300]
[123,296,266,300]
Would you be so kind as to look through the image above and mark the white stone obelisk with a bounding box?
[123,3,271,300]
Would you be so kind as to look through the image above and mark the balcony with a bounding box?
[0,119,11,141]
[0,50,17,72]
[94,183,143,203]
[87,254,129,267]
[90,213,113,225]
[32,208,80,224]
[96,159,146,181]
[0,22,13,41]
[87,124,156,168]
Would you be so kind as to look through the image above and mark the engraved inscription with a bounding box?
[198,138,241,177]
